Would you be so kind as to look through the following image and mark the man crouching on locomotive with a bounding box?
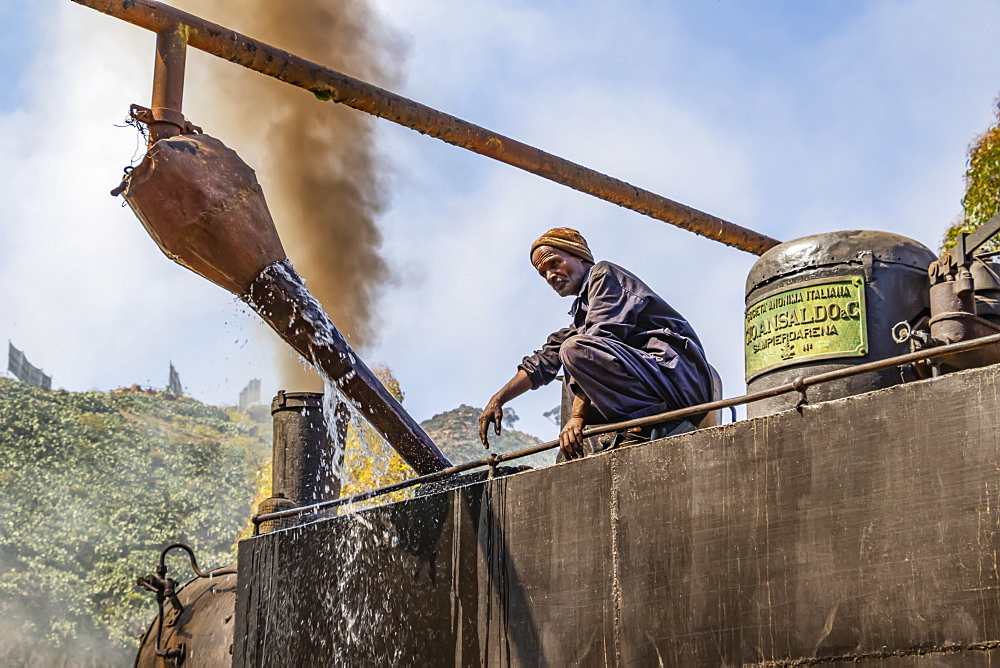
[478,227,713,460]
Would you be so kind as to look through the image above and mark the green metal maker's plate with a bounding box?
[745,276,868,381]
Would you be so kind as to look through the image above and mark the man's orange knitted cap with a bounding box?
[529,227,594,264]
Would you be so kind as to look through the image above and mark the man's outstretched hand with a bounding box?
[479,370,533,449]
[479,399,504,449]
[559,415,585,460]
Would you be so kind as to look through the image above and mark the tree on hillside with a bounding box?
[419,404,552,468]
[943,96,1000,253]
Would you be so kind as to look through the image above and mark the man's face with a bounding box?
[531,246,589,297]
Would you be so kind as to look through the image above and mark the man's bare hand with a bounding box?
[478,398,504,449]
[559,416,586,460]
[479,370,533,449]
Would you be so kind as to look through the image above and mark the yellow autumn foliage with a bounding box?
[238,363,415,539]
[943,96,1000,253]
[339,364,415,507]
[236,455,273,542]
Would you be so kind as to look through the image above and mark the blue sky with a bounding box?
[2,0,999,441]
[0,3,38,112]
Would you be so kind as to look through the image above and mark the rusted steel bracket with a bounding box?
[129,104,201,136]
[135,543,237,666]
[69,0,780,255]
[948,212,1000,267]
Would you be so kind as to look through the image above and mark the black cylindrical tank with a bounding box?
[745,230,934,417]
[270,391,339,506]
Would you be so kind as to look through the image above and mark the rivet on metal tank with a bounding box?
[744,230,935,418]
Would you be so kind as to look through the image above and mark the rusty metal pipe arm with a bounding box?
[70,0,780,256]
[119,131,453,474]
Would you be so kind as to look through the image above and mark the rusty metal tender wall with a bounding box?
[235,362,1000,666]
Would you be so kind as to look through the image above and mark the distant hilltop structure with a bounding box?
[118,362,187,397]
[238,379,262,413]
[166,362,183,396]
[7,342,52,390]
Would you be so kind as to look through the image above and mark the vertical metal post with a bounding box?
[257,391,341,534]
[270,391,340,506]
[149,24,187,144]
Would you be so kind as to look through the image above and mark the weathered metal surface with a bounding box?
[754,647,1000,666]
[254,495,295,535]
[71,0,780,256]
[256,391,351,533]
[234,362,1000,665]
[945,211,1000,267]
[135,571,236,667]
[122,133,286,295]
[745,231,935,293]
[745,231,934,417]
[236,460,617,666]
[123,133,449,474]
[149,24,187,144]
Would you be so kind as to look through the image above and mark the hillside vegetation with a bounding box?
[421,404,553,469]
[0,379,269,665]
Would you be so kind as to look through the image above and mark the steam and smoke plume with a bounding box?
[183,0,401,391]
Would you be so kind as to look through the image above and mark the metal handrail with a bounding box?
[251,331,1000,533]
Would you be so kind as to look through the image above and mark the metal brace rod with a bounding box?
[950,212,1000,265]
[70,0,781,256]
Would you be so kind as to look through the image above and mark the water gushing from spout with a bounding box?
[244,259,450,475]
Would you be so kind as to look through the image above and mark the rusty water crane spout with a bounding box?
[123,134,284,294]
[121,132,452,475]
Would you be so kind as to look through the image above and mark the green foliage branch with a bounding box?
[943,96,1000,253]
